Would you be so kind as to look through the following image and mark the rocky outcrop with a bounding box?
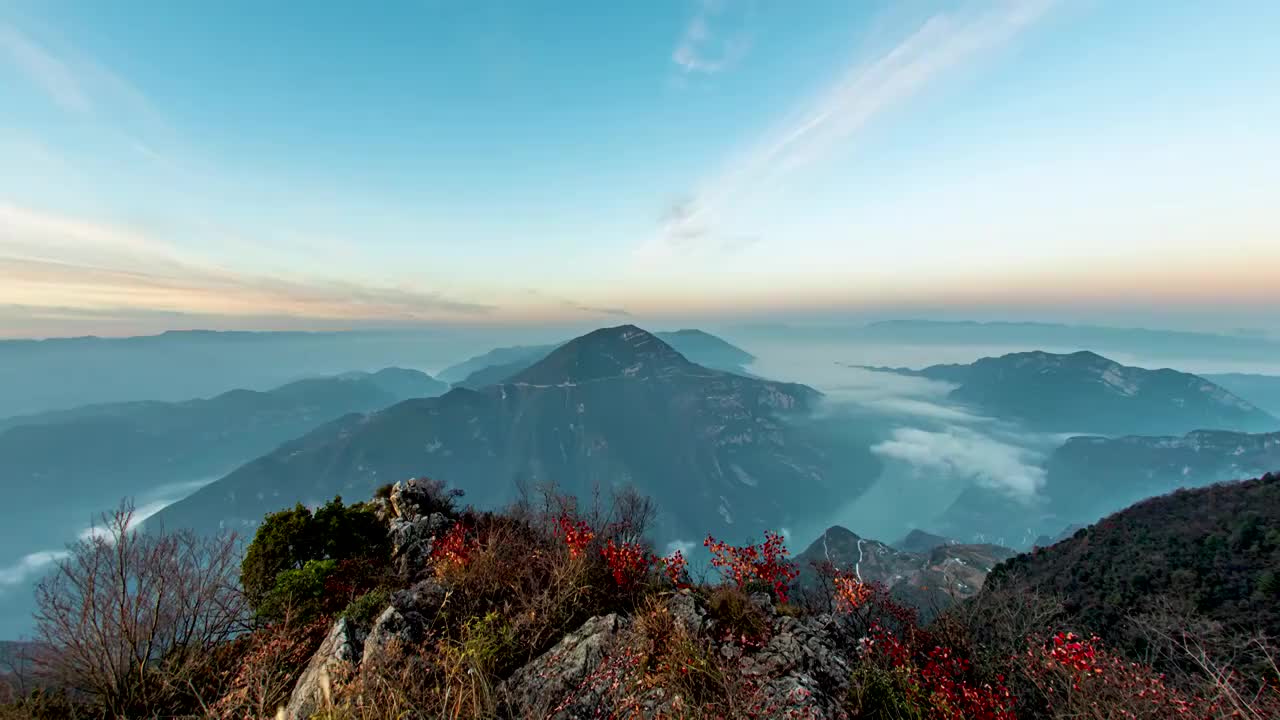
[283,479,456,708]
[736,613,851,717]
[494,591,857,719]
[382,478,458,578]
[390,512,448,576]
[361,606,416,671]
[499,613,630,719]
[666,589,706,634]
[280,617,361,720]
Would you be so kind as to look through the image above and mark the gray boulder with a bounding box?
[500,614,629,719]
[391,576,448,617]
[666,589,707,635]
[280,617,361,720]
[362,606,421,670]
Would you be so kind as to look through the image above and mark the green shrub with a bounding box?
[256,559,337,624]
[241,496,391,617]
[240,503,315,610]
[460,611,517,676]
[846,665,927,720]
[343,588,391,627]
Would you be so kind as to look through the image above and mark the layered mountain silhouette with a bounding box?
[2,368,446,510]
[793,526,1014,615]
[861,350,1277,435]
[0,368,448,640]
[936,429,1280,547]
[439,329,756,389]
[0,329,479,417]
[155,326,879,543]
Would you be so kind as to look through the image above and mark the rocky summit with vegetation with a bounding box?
[4,475,1279,720]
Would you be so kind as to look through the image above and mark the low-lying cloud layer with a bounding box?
[745,339,1062,542]
[0,550,69,589]
[871,425,1046,501]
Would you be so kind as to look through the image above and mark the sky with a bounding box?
[1,0,1278,338]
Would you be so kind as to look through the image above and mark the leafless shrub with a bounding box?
[1126,596,1280,719]
[31,501,248,718]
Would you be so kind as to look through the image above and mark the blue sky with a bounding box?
[1,0,1278,337]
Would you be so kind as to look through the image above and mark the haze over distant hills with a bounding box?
[0,369,447,499]
[154,326,880,544]
[0,328,563,418]
[861,350,1277,436]
[739,320,1280,363]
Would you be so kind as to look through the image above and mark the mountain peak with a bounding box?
[509,325,699,385]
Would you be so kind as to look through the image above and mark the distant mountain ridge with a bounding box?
[1205,372,1280,417]
[155,326,880,544]
[862,350,1276,435]
[0,327,543,418]
[439,329,756,389]
[0,368,446,433]
[738,319,1280,361]
[936,428,1280,547]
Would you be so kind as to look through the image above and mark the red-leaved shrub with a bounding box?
[704,531,799,602]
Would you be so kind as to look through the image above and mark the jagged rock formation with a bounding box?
[289,589,863,719]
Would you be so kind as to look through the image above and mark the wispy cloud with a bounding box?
[0,23,90,112]
[672,0,753,75]
[650,0,1055,257]
[0,20,179,171]
[521,288,632,318]
[0,203,495,325]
